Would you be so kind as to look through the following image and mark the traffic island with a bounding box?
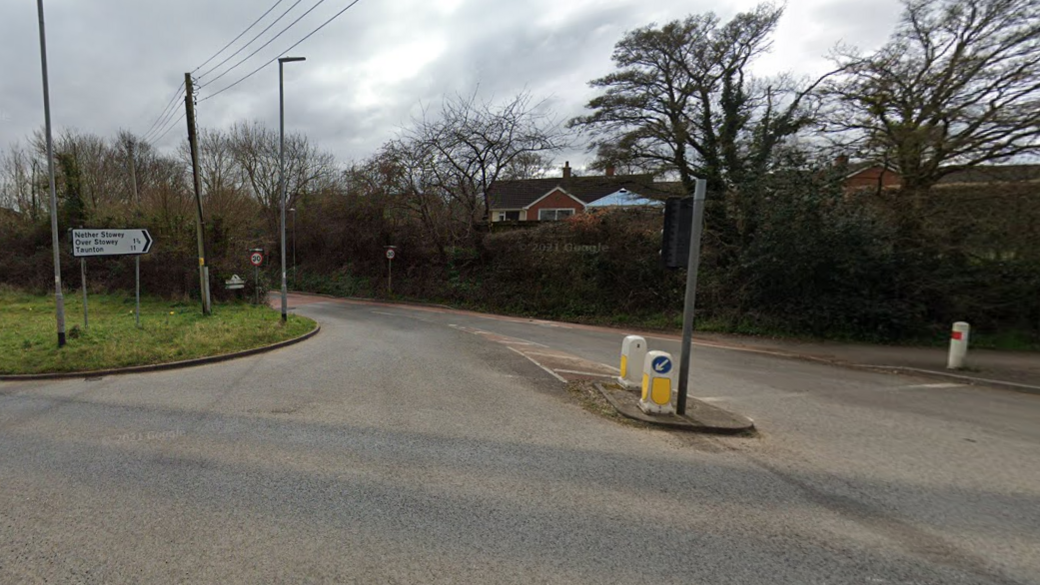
[0,290,319,379]
[594,382,756,435]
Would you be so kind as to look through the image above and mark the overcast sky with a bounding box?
[0,0,902,169]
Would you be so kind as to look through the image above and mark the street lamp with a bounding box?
[278,56,305,323]
[36,0,66,347]
[289,207,296,288]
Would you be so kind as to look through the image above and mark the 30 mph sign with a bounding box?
[250,251,264,266]
[72,229,153,257]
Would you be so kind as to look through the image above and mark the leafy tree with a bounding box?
[826,0,1040,193]
[56,150,85,229]
[569,3,830,195]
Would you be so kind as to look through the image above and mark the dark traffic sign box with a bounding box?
[661,198,693,269]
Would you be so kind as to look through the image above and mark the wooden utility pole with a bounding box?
[184,73,211,315]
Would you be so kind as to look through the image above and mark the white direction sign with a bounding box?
[72,229,153,257]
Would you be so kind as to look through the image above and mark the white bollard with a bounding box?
[617,335,648,388]
[639,351,677,415]
[947,322,970,369]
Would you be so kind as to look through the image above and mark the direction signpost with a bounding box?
[72,229,152,257]
[72,229,153,329]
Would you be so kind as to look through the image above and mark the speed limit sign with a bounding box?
[250,251,264,266]
[385,248,396,260]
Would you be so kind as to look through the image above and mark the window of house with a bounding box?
[495,211,521,221]
[538,208,575,221]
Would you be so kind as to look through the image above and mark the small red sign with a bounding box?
[951,331,963,341]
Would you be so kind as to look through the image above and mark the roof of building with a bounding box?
[939,165,1040,184]
[586,189,664,208]
[488,174,655,209]
[844,162,1040,184]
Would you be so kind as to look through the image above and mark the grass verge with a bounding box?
[0,290,316,375]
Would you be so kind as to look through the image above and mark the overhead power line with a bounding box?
[192,0,288,74]
[140,1,287,141]
[199,0,333,90]
[143,87,187,143]
[152,111,187,145]
[141,82,185,141]
[201,0,364,102]
[196,0,307,81]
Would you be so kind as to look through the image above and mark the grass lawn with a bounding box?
[0,289,316,375]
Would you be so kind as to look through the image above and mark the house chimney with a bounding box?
[605,164,615,177]
[563,161,571,179]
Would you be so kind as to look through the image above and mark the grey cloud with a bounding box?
[1,0,900,168]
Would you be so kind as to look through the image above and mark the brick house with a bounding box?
[487,162,655,222]
[841,157,1040,191]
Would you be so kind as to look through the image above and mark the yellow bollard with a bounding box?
[617,335,648,388]
[639,351,676,415]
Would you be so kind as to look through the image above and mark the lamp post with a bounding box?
[278,56,305,323]
[289,207,296,288]
[36,0,66,347]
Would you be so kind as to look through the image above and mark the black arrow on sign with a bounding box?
[141,230,153,254]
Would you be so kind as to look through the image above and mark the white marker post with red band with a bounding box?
[947,322,970,369]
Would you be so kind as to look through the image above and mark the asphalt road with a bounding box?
[2,296,1038,584]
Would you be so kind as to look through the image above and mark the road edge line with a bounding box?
[506,346,568,384]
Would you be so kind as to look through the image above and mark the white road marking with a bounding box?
[507,347,567,383]
[903,382,966,389]
[554,369,616,378]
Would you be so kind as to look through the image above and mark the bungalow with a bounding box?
[487,162,655,222]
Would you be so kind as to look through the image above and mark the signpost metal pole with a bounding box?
[385,247,396,295]
[36,0,66,348]
[676,178,707,416]
[80,258,88,330]
[135,256,141,329]
[249,248,264,305]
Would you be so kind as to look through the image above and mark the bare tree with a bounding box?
[226,121,337,212]
[0,146,34,217]
[116,130,143,205]
[380,140,465,261]
[826,0,1040,193]
[408,91,568,226]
